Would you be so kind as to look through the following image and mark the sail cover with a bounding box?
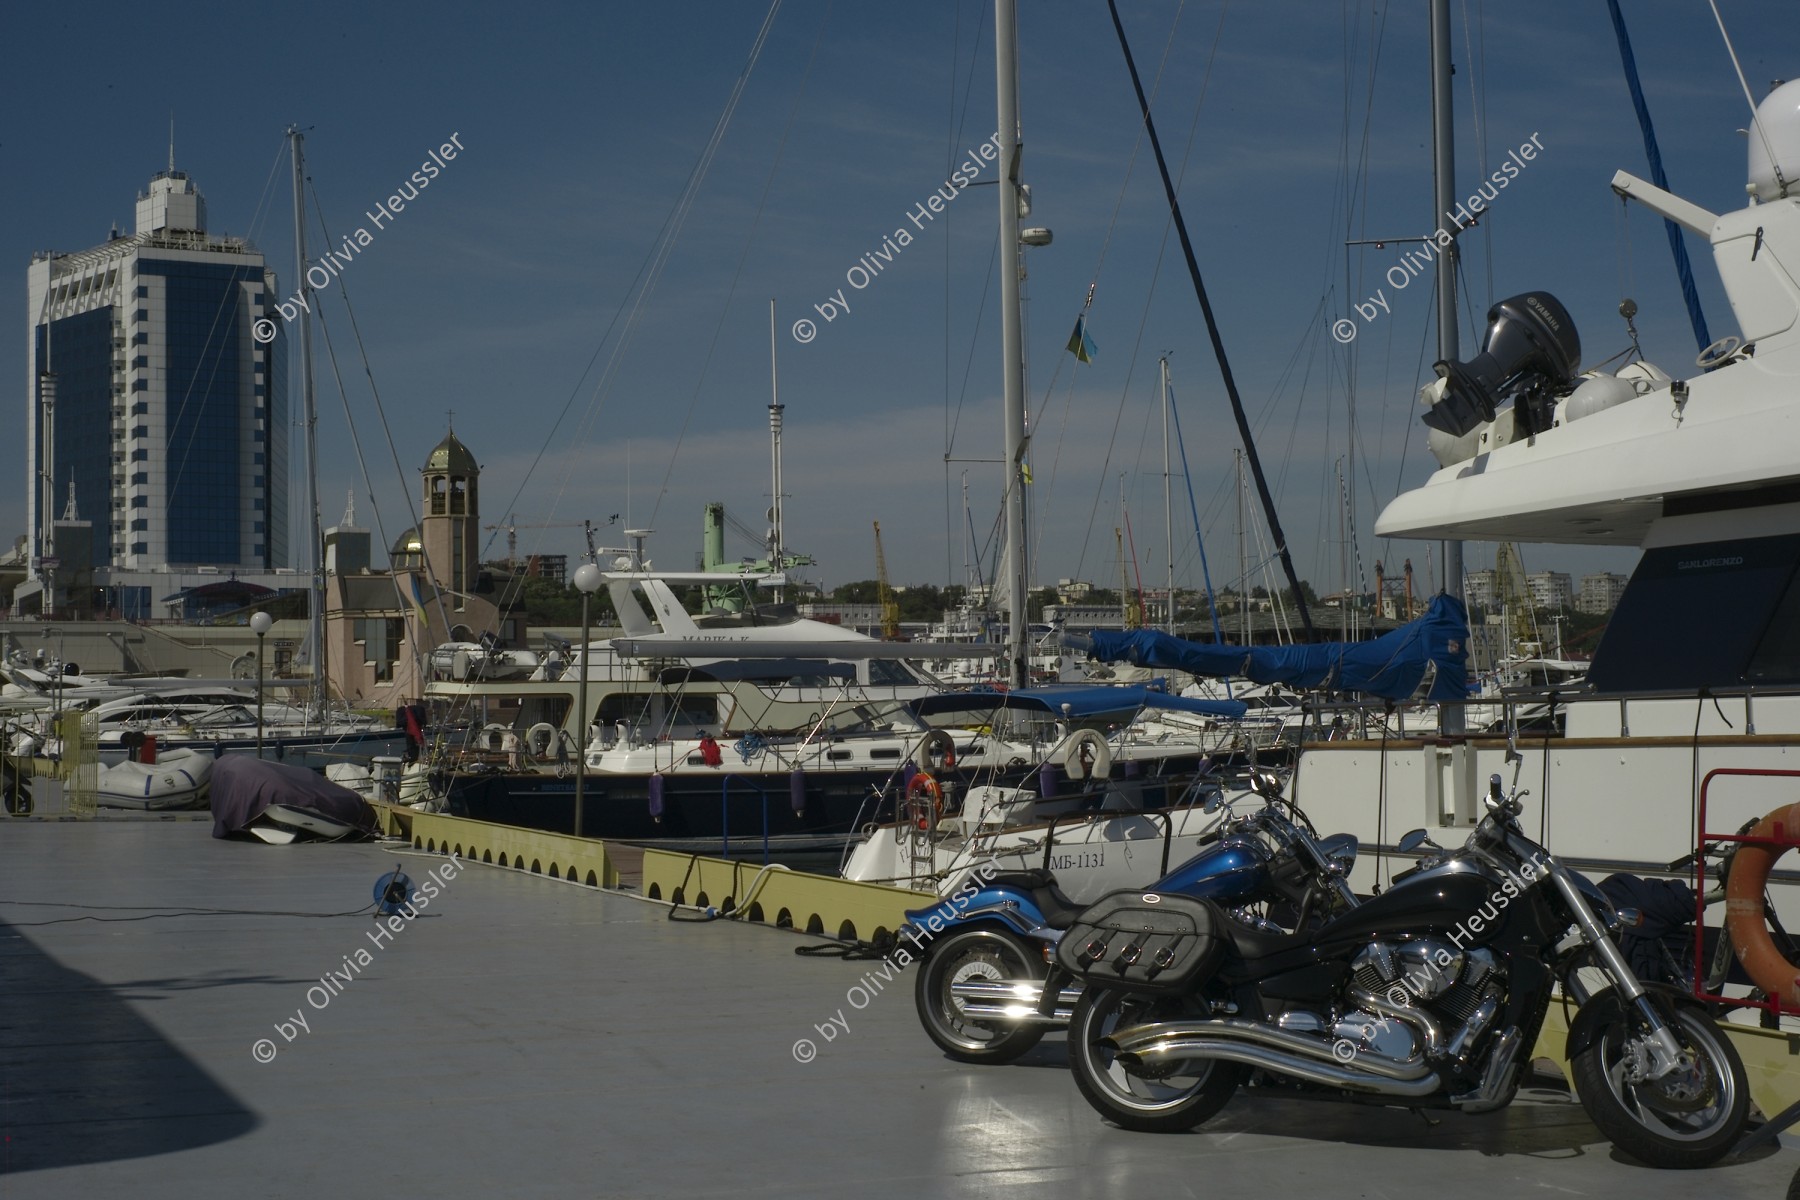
[1071,593,1470,701]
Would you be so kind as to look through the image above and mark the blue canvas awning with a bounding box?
[1067,594,1471,702]
[911,684,1246,721]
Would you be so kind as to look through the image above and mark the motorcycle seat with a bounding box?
[1223,914,1314,960]
[986,869,1084,931]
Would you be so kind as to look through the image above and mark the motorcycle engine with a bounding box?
[1334,940,1504,1066]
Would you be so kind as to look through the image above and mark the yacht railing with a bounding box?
[1291,681,1800,744]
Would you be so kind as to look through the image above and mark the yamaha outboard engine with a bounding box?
[1424,292,1581,438]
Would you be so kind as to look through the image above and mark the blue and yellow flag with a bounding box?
[1066,315,1097,364]
[409,574,429,627]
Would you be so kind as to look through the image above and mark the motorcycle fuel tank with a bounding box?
[1313,860,1507,950]
[1150,834,1272,899]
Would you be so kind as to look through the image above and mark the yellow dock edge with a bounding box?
[640,847,932,942]
[1534,1003,1800,1118]
[374,804,620,889]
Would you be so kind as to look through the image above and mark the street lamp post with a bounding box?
[43,627,64,752]
[250,612,274,759]
[571,563,604,838]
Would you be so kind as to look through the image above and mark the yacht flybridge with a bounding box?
[1300,80,1800,893]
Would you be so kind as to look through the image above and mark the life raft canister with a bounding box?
[1723,800,1800,1008]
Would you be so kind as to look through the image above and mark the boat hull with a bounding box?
[441,759,1212,850]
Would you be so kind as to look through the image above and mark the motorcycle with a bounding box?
[1062,758,1751,1169]
[901,778,1358,1064]
[1604,821,1800,1015]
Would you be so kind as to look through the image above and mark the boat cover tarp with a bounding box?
[209,755,379,840]
[911,683,1247,721]
[1073,593,1471,702]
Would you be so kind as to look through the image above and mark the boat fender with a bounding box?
[906,772,944,830]
[648,774,665,821]
[1724,801,1800,1008]
[1039,762,1059,800]
[789,768,806,815]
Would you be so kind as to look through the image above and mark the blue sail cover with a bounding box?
[912,684,1246,721]
[1078,593,1471,701]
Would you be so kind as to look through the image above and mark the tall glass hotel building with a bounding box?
[26,170,288,579]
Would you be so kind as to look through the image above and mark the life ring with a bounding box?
[906,771,944,831]
[918,728,957,771]
[1724,800,1800,1008]
[526,722,557,759]
[477,722,509,753]
[1060,728,1113,781]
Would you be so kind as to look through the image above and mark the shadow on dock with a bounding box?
[0,916,259,1174]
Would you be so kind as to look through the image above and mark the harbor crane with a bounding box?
[873,521,900,640]
[483,514,592,568]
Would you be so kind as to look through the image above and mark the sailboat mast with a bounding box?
[288,127,325,720]
[1236,449,1246,646]
[1338,458,1350,641]
[1429,0,1466,731]
[1161,357,1174,632]
[767,297,785,601]
[995,0,1030,688]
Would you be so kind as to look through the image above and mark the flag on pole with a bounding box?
[1066,315,1097,363]
[409,573,429,627]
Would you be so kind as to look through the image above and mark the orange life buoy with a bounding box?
[1724,800,1800,1008]
[906,771,944,831]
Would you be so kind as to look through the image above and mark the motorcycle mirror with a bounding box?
[1203,789,1226,815]
[1249,770,1283,799]
[1396,828,1434,854]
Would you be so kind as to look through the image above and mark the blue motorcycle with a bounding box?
[901,786,1356,1063]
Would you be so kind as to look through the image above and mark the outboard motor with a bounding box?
[1424,291,1581,438]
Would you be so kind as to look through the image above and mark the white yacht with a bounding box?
[1286,80,1800,931]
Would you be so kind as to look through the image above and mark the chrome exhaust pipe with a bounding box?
[1114,1036,1441,1098]
[949,979,1082,1024]
[1107,1018,1431,1084]
[1345,985,1445,1058]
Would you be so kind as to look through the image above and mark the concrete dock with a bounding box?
[1,819,1793,1198]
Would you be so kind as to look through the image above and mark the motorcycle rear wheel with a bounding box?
[914,927,1047,1064]
[1069,985,1244,1132]
[1570,999,1749,1168]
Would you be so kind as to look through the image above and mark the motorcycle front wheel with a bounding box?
[1570,998,1749,1168]
[914,927,1047,1064]
[1068,985,1244,1132]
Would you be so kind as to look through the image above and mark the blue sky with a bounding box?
[4,0,1795,602]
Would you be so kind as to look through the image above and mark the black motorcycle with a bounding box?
[1061,763,1750,1169]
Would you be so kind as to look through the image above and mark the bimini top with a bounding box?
[911,683,1247,722]
[1069,593,1471,702]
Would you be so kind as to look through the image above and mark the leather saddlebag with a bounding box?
[1054,891,1224,993]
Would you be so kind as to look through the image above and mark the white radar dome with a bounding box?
[1749,78,1800,202]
